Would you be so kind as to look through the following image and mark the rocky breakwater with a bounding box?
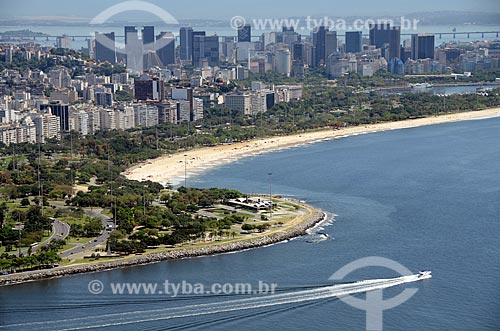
[0,210,326,286]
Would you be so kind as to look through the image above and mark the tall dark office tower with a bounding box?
[345,31,362,53]
[156,32,175,66]
[95,32,116,64]
[312,26,326,67]
[411,34,435,60]
[237,24,252,42]
[180,27,193,61]
[192,34,219,67]
[369,24,400,60]
[142,26,155,50]
[191,31,206,65]
[388,26,401,60]
[124,26,137,45]
[369,23,390,49]
[292,42,304,62]
[313,26,337,67]
[40,101,70,131]
[325,30,338,58]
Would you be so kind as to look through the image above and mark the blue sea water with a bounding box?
[1,116,500,330]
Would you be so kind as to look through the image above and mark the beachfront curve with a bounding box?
[124,108,500,185]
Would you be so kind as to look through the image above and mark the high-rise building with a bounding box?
[225,94,252,115]
[33,113,61,143]
[56,35,72,49]
[134,75,164,101]
[369,23,390,49]
[345,31,362,53]
[388,26,401,60]
[292,42,304,62]
[313,27,337,67]
[326,31,338,59]
[156,32,175,67]
[411,34,435,60]
[124,26,138,45]
[312,26,326,67]
[275,49,292,77]
[237,24,251,42]
[40,101,70,132]
[369,24,400,60]
[179,27,193,61]
[134,104,159,128]
[4,45,13,63]
[95,32,116,64]
[192,34,219,67]
[95,92,114,106]
[142,26,155,50]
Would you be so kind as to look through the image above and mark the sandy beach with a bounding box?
[125,108,500,185]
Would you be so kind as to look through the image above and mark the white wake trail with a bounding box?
[2,274,431,331]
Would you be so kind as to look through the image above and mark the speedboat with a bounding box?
[418,270,432,278]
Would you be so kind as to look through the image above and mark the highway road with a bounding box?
[60,209,114,258]
[18,219,70,256]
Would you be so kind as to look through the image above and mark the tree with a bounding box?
[20,198,30,206]
[0,202,6,227]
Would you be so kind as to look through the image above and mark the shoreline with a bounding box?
[0,209,326,286]
[124,107,500,185]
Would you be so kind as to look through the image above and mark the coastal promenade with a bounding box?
[0,206,325,286]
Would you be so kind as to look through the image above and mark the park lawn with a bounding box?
[100,209,113,218]
[57,216,87,226]
[66,236,95,245]
[59,243,77,251]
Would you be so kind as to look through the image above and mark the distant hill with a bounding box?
[406,11,500,26]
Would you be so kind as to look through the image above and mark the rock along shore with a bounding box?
[0,210,326,286]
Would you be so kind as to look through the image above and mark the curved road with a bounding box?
[60,209,114,258]
[18,219,70,256]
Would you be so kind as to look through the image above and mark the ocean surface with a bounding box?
[1,117,500,330]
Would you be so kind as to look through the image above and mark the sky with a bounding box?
[0,0,498,20]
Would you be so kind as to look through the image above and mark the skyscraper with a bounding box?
[180,27,193,61]
[191,31,206,65]
[192,33,218,67]
[124,26,138,45]
[275,49,291,77]
[142,26,155,49]
[313,27,337,67]
[95,32,116,64]
[325,30,338,59]
[312,26,326,67]
[369,24,401,60]
[237,24,252,42]
[411,34,435,60]
[292,42,304,62]
[388,26,401,60]
[345,31,362,53]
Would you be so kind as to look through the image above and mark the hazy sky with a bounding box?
[0,0,499,20]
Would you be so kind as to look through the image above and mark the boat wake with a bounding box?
[1,273,431,331]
